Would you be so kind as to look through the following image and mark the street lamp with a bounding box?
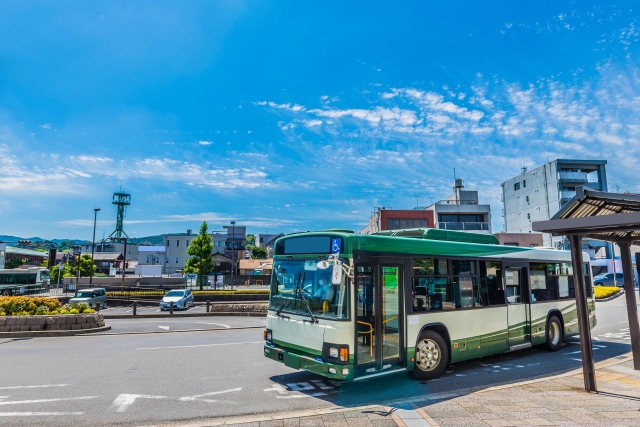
[89,208,101,285]
[230,221,235,289]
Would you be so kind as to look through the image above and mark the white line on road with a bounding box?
[0,384,68,390]
[110,394,166,412]
[0,412,84,416]
[179,387,242,402]
[0,396,98,406]
[137,341,262,351]
[158,326,170,331]
[198,323,231,328]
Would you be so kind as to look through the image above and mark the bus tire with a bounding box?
[546,315,563,351]
[413,330,448,380]
[1,289,12,296]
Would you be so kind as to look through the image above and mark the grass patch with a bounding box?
[594,286,621,300]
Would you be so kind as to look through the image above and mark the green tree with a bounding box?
[246,234,256,249]
[63,254,96,278]
[185,221,215,290]
[251,246,268,259]
[4,258,25,269]
[50,262,71,283]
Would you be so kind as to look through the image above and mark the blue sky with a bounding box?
[1,1,639,240]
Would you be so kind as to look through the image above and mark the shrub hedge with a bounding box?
[594,286,621,300]
[106,289,270,297]
[0,296,95,316]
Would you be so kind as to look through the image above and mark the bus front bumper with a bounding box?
[264,343,354,381]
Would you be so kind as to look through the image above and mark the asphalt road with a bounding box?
[0,294,633,427]
[105,316,267,334]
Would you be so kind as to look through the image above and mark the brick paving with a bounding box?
[170,353,640,427]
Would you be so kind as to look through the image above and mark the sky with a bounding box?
[1,1,640,240]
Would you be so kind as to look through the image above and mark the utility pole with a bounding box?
[230,221,235,290]
[90,208,100,286]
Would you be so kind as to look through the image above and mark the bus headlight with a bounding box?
[323,343,349,364]
[265,329,272,341]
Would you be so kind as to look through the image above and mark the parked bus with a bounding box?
[0,267,50,296]
[263,229,595,381]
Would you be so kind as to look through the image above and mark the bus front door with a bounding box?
[355,263,403,376]
[505,268,531,350]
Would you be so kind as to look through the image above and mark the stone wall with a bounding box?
[0,313,105,332]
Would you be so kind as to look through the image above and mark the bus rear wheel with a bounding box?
[546,315,563,351]
[1,289,12,296]
[413,330,448,380]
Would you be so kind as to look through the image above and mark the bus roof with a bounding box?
[274,229,578,262]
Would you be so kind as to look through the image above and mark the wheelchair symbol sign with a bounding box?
[331,238,342,254]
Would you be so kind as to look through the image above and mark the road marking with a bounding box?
[110,394,166,412]
[275,392,327,399]
[0,396,98,406]
[199,323,231,328]
[310,380,333,390]
[0,384,68,390]
[137,341,263,350]
[287,382,315,391]
[0,412,84,416]
[179,387,241,402]
[158,326,169,331]
[264,384,288,395]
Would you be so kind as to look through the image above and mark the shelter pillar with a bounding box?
[569,234,597,392]
[620,243,640,370]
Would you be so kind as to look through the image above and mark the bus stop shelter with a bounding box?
[533,187,640,392]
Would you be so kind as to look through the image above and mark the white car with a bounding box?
[160,289,195,310]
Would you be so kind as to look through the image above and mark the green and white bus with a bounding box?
[0,267,50,296]
[264,228,595,381]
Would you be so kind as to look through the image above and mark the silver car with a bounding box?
[160,289,195,310]
[69,288,107,309]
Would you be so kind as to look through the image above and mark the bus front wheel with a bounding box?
[1,289,12,296]
[413,330,448,380]
[546,316,563,351]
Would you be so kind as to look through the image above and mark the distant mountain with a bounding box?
[128,235,164,245]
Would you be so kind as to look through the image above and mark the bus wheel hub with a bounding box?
[416,339,440,371]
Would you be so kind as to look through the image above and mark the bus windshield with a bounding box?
[269,259,349,320]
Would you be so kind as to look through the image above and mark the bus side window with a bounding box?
[480,261,504,305]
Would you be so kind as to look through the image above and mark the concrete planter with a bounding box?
[0,313,106,333]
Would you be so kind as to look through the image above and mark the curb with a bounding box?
[595,289,624,302]
[102,312,266,319]
[147,351,636,427]
[0,325,111,338]
[136,404,384,427]
[476,351,633,394]
[88,325,265,336]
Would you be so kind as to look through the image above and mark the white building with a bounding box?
[162,227,247,274]
[257,233,284,258]
[501,159,608,248]
[135,246,166,277]
[0,243,6,269]
[425,179,492,234]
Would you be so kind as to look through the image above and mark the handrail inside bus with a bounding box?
[357,316,398,357]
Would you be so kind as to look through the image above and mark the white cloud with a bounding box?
[198,140,214,146]
[39,124,51,129]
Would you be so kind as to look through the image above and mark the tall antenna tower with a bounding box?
[109,190,131,239]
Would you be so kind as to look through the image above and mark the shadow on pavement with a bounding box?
[267,339,631,409]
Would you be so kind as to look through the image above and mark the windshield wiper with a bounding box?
[275,268,303,317]
[298,285,317,323]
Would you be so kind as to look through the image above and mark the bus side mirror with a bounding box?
[331,264,343,285]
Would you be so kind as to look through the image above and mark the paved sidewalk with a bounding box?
[164,352,640,427]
